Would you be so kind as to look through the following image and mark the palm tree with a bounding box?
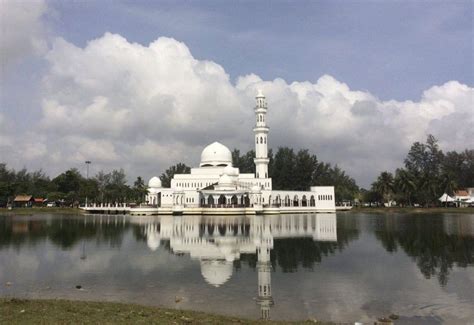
[394,169,416,206]
[439,172,457,207]
[372,171,394,205]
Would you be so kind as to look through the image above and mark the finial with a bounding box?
[256,89,264,98]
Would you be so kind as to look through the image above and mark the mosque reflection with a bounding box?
[136,213,337,319]
[1,212,473,319]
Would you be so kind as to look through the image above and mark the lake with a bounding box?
[0,212,473,324]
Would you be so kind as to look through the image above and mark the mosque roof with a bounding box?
[200,142,232,167]
[148,176,162,188]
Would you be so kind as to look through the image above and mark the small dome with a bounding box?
[200,260,233,287]
[219,174,233,185]
[147,232,160,251]
[256,89,265,98]
[148,176,162,188]
[200,142,232,167]
[223,165,238,176]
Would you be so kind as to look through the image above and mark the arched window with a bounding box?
[260,136,263,143]
[302,195,308,207]
[293,195,299,207]
[264,137,266,144]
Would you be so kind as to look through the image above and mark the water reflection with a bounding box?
[1,213,473,322]
[372,214,474,286]
[135,214,337,319]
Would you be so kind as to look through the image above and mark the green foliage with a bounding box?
[231,149,256,174]
[0,163,148,206]
[132,176,148,204]
[159,163,191,188]
[371,171,394,203]
[370,135,473,206]
[233,147,359,201]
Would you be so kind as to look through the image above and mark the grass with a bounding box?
[347,206,474,214]
[0,298,325,324]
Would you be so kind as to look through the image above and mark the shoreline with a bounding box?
[346,207,473,214]
[1,206,473,216]
[0,298,328,324]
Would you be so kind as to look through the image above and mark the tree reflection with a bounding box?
[0,215,129,249]
[374,214,474,285]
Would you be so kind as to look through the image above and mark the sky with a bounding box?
[0,0,473,188]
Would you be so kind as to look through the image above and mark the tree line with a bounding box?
[0,165,148,207]
[366,135,474,206]
[2,136,471,208]
[231,147,359,201]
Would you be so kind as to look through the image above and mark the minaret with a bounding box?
[254,90,270,180]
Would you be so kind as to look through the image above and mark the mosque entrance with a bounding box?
[218,195,226,205]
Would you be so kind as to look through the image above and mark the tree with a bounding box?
[272,147,296,190]
[394,168,416,206]
[104,169,130,202]
[132,176,148,204]
[232,149,255,174]
[372,171,394,204]
[160,163,191,188]
[294,149,318,191]
[0,163,16,206]
[403,135,446,205]
[52,169,84,206]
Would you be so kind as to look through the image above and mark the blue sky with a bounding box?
[0,0,473,187]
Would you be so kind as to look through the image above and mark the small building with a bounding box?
[13,195,34,208]
[33,198,46,207]
[453,190,472,207]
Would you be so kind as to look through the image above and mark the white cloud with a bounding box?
[0,0,48,70]
[2,32,472,185]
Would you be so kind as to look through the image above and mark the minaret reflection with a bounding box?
[138,213,337,320]
[254,215,274,319]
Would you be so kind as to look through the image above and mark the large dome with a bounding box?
[200,260,233,287]
[200,142,232,167]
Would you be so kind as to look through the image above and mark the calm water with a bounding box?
[0,212,473,324]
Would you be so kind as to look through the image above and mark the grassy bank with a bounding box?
[0,207,83,216]
[347,207,474,214]
[0,298,325,324]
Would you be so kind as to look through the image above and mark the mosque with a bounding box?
[132,90,335,215]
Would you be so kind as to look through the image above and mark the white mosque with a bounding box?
[129,91,335,215]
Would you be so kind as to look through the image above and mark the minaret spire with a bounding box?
[254,90,270,186]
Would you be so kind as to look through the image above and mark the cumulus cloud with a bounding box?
[2,32,472,185]
[0,0,48,71]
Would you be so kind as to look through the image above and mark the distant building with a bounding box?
[13,195,34,208]
[453,189,474,207]
[33,198,46,207]
[466,188,474,197]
